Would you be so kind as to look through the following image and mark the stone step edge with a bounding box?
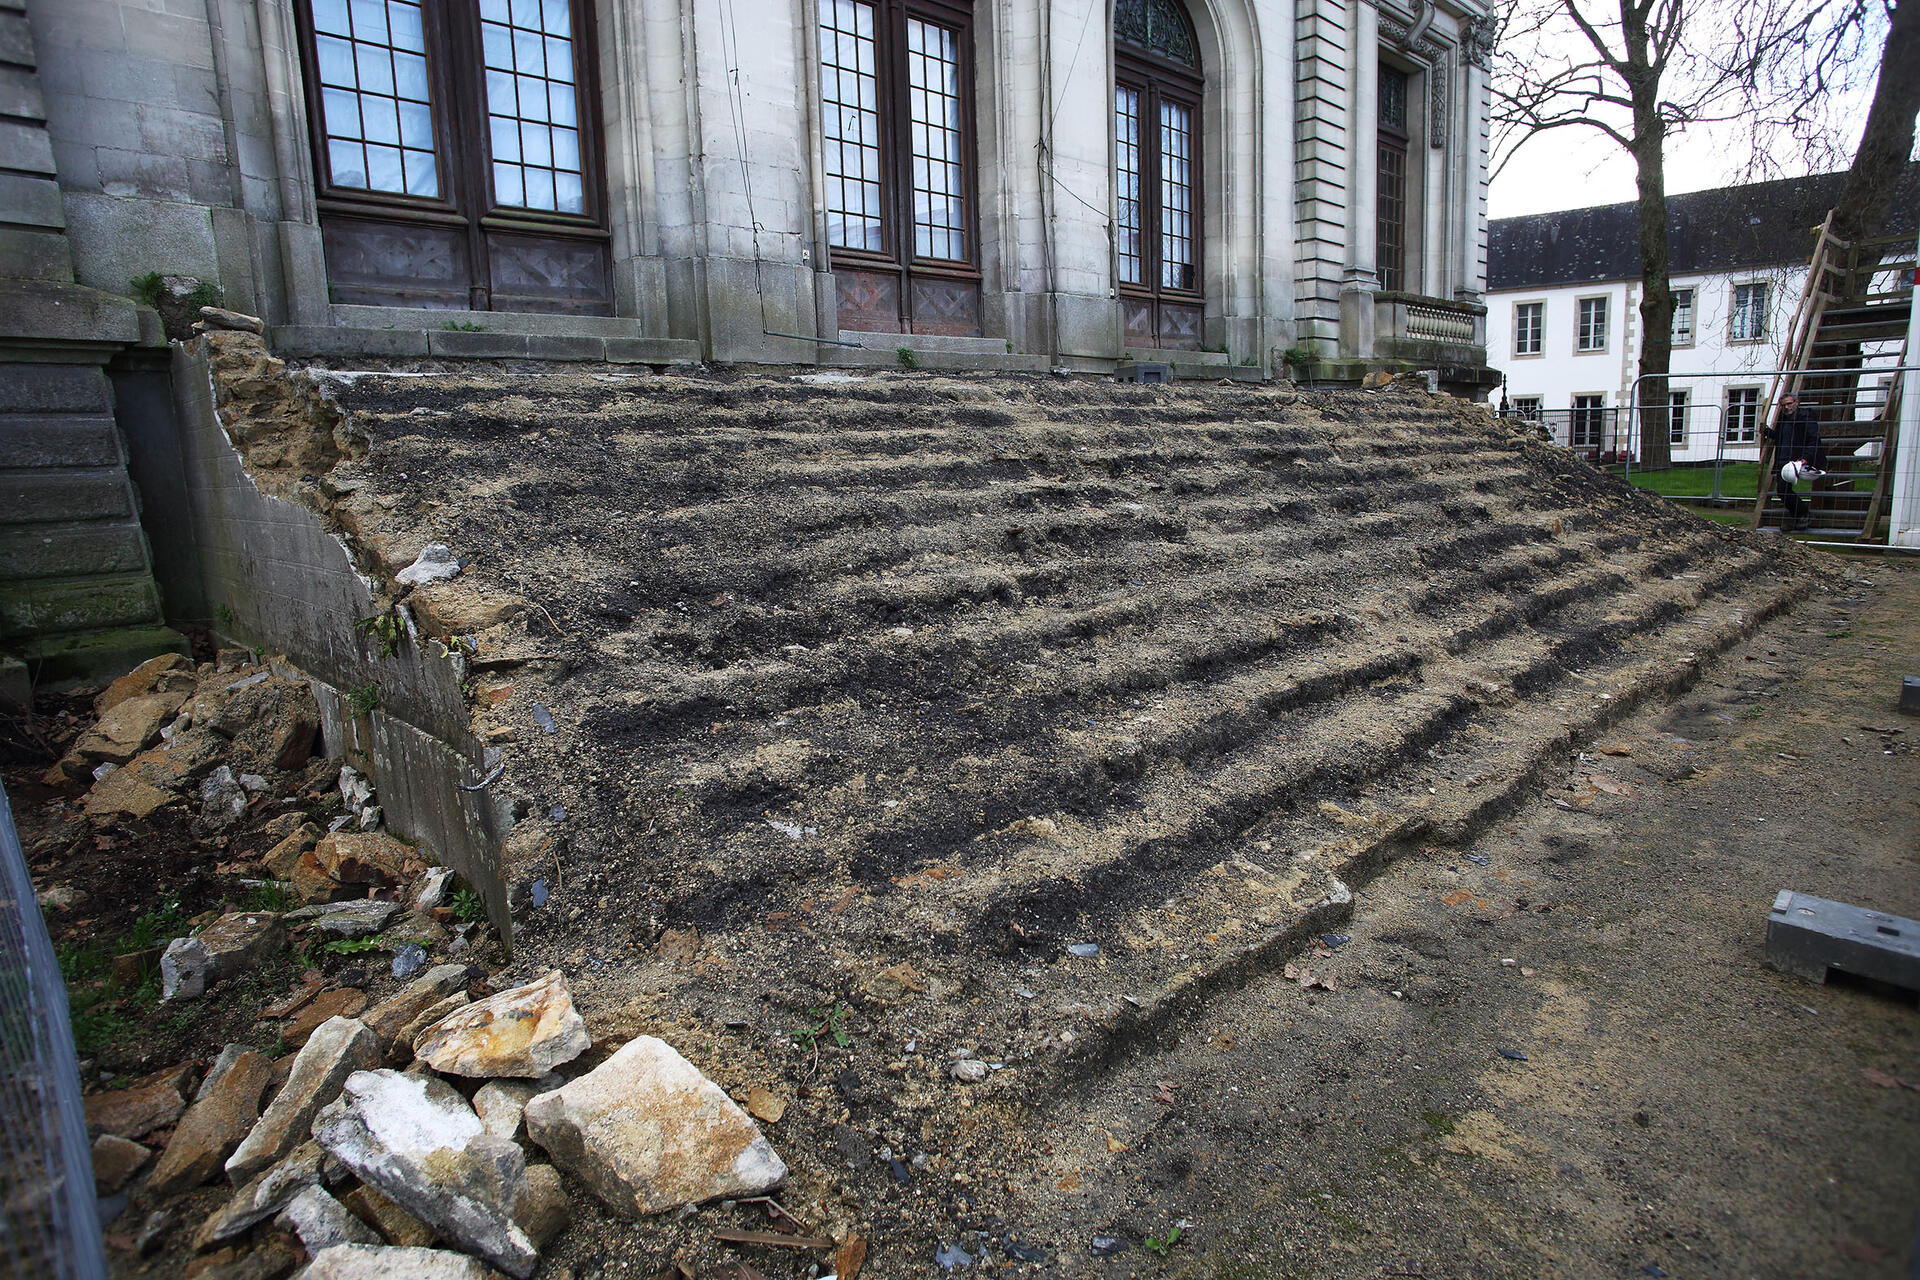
[1011,568,1812,1102]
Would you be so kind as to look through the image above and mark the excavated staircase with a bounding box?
[289,366,1810,1097]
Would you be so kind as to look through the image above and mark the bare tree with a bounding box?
[1491,0,1895,470]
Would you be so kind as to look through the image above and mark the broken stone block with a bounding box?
[413,969,589,1079]
[359,964,470,1057]
[183,1239,302,1280]
[125,728,228,792]
[409,581,520,635]
[285,899,402,938]
[77,690,190,764]
[92,1133,151,1194]
[312,1069,539,1279]
[96,652,194,717]
[199,765,249,826]
[299,1245,494,1280]
[148,1049,272,1197]
[276,1185,381,1252]
[84,1062,195,1140]
[263,823,321,880]
[225,1017,378,1185]
[195,1141,330,1249]
[270,714,320,770]
[514,1164,570,1249]
[414,867,455,912]
[472,1075,561,1144]
[523,1036,787,1217]
[338,766,374,809]
[397,543,462,586]
[341,1184,438,1247]
[83,768,175,822]
[395,994,470,1059]
[284,989,369,1048]
[315,830,417,886]
[161,912,286,1001]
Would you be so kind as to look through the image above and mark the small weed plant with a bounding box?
[347,682,382,716]
[791,1000,852,1052]
[355,609,404,658]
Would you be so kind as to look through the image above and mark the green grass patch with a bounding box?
[1624,462,1760,499]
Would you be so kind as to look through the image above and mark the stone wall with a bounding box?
[0,0,184,697]
[164,344,512,940]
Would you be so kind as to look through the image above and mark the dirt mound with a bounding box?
[268,366,1811,1090]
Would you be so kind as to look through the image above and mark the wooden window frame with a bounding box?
[1723,386,1760,443]
[1376,62,1410,294]
[1113,0,1204,351]
[1114,50,1204,308]
[1728,280,1769,344]
[1670,286,1695,347]
[293,0,611,311]
[1574,294,1609,353]
[822,0,980,283]
[1511,299,1543,357]
[1569,392,1607,450]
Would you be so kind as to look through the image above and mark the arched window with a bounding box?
[1114,0,1202,349]
[819,0,980,335]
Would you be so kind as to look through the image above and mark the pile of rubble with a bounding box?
[16,648,860,1277]
[85,966,792,1279]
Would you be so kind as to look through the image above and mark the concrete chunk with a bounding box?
[523,1035,786,1217]
[312,1069,538,1278]
[225,1017,378,1184]
[1767,890,1920,992]
[277,1185,381,1252]
[298,1245,494,1280]
[413,969,588,1078]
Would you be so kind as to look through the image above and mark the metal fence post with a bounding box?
[0,782,110,1280]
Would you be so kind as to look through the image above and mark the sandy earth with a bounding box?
[987,555,1920,1280]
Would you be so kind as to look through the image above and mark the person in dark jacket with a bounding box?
[1768,392,1825,531]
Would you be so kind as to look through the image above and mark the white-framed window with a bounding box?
[1571,393,1606,448]
[1730,282,1769,343]
[1669,388,1689,445]
[1671,288,1694,347]
[1513,301,1544,356]
[1510,395,1541,420]
[1724,386,1760,443]
[1576,296,1608,352]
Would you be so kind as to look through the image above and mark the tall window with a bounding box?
[297,0,610,313]
[820,0,979,335]
[1730,282,1769,342]
[1669,389,1689,445]
[1513,301,1543,356]
[1576,296,1608,352]
[1570,393,1606,449]
[1115,0,1203,349]
[1671,287,1694,346]
[1377,64,1409,292]
[1724,387,1759,443]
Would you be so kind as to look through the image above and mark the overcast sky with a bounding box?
[1484,3,1890,221]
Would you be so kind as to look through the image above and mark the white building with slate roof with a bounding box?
[1486,167,1920,463]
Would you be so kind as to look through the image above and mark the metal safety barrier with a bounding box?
[0,781,109,1280]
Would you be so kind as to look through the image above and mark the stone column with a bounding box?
[1338,0,1379,361]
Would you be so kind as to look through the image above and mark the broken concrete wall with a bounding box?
[166,343,511,940]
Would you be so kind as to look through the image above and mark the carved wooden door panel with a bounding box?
[297,0,612,315]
